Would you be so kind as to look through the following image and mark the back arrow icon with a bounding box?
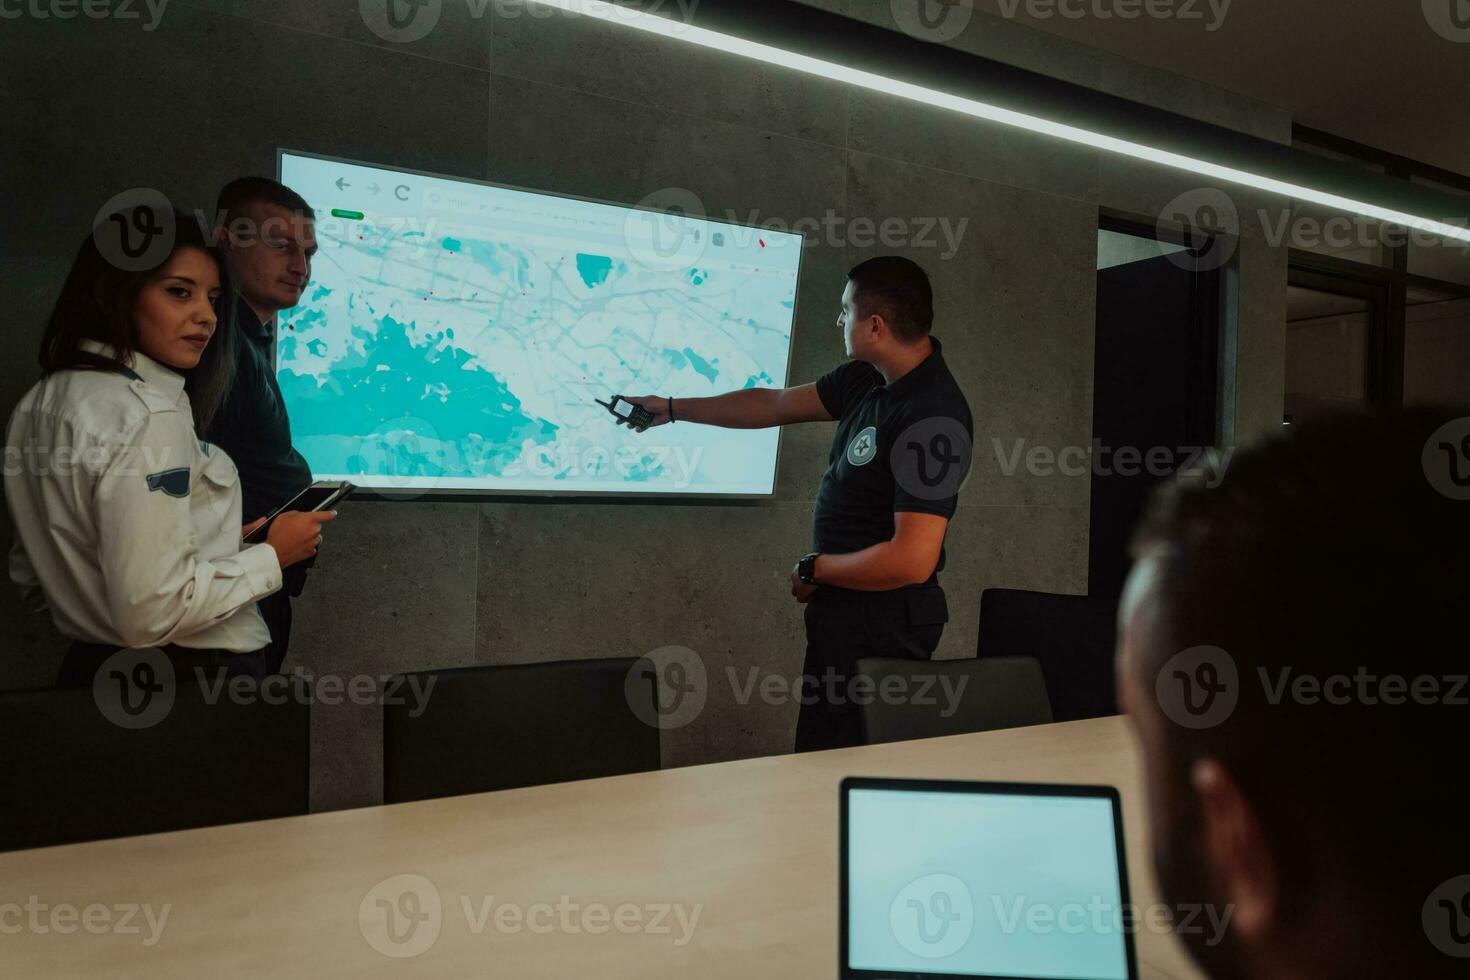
[335,178,350,191]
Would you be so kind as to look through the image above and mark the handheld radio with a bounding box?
[597,395,657,433]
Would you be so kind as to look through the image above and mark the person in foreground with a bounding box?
[622,256,973,751]
[1117,408,1470,979]
[4,208,334,686]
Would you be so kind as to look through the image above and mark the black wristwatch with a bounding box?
[797,552,820,585]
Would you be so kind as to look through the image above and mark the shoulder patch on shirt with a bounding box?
[145,467,191,498]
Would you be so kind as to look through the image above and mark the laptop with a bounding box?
[840,778,1139,980]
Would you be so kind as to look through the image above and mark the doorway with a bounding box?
[1090,220,1223,600]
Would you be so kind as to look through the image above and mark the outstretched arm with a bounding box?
[620,384,833,430]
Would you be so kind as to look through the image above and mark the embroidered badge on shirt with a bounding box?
[145,468,191,498]
[846,426,878,467]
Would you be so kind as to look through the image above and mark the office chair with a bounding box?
[382,657,660,804]
[0,673,311,851]
[855,655,1053,745]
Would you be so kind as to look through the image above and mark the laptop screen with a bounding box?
[842,779,1136,980]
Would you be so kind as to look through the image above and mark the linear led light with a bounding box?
[529,0,1470,246]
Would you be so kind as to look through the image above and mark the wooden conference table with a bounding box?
[0,716,1203,979]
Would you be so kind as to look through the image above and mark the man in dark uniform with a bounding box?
[206,177,318,673]
[623,256,973,751]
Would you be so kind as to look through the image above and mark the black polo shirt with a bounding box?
[206,306,314,521]
[811,337,973,583]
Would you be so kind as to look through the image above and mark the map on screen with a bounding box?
[275,151,802,497]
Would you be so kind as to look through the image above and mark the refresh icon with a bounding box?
[394,184,411,202]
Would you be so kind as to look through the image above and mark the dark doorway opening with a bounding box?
[1090,218,1223,600]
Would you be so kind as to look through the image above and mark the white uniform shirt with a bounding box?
[4,340,282,652]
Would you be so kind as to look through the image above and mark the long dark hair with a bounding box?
[39,206,239,433]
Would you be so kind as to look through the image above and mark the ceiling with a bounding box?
[967,0,1470,177]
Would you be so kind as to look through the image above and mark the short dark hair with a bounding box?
[216,176,315,232]
[1129,409,1470,955]
[847,256,933,343]
[39,207,240,434]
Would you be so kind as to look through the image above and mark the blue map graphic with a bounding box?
[277,215,798,495]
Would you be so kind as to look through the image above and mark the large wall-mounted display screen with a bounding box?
[275,151,803,498]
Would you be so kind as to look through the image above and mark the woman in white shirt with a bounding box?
[4,206,335,686]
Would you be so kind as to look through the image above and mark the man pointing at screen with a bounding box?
[622,256,973,752]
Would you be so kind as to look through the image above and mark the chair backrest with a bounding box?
[382,658,660,805]
[977,588,1119,721]
[0,675,311,852]
[855,655,1053,745]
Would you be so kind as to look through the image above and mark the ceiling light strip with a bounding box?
[529,0,1470,245]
